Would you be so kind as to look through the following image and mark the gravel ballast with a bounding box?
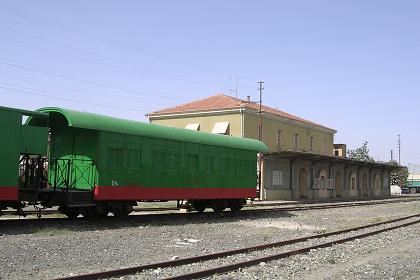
[1,199,420,280]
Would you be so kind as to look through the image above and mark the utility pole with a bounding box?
[258,81,264,141]
[397,135,401,165]
[257,81,264,200]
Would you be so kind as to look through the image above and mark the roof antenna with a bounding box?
[229,74,238,98]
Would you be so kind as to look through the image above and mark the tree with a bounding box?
[389,160,408,187]
[347,141,375,162]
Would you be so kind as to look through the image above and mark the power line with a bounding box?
[0,33,236,89]
[0,5,257,90]
[0,25,169,74]
[0,3,165,58]
[0,60,186,102]
[0,25,206,83]
[0,84,148,112]
[0,72,166,107]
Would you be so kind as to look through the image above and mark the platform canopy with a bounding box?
[265,151,400,170]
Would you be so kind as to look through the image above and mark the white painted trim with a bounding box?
[148,108,242,119]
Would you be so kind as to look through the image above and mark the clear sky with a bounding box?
[0,0,419,164]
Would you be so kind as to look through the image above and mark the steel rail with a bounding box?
[243,197,420,213]
[53,213,420,280]
[165,217,420,280]
[2,198,420,225]
[245,196,420,208]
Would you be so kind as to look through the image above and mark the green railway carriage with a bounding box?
[0,106,48,208]
[28,107,268,217]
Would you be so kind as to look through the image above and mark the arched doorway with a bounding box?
[362,174,368,196]
[319,169,328,188]
[298,168,308,199]
[318,169,328,198]
[349,172,357,197]
[335,172,342,197]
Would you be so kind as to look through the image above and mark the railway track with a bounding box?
[247,197,420,212]
[53,213,420,280]
[1,197,419,225]
[2,196,419,218]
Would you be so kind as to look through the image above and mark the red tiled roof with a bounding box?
[148,94,335,131]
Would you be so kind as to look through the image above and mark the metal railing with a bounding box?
[48,158,97,191]
[19,154,48,189]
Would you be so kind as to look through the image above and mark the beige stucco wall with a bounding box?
[243,112,335,155]
[150,113,242,137]
[150,111,335,155]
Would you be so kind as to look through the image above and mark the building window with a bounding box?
[277,129,282,150]
[272,170,284,185]
[212,122,229,135]
[185,123,200,131]
[310,137,314,152]
[293,133,299,151]
[257,125,262,141]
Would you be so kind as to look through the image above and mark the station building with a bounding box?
[148,94,395,200]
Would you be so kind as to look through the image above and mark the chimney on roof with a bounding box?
[333,144,347,158]
[247,96,250,102]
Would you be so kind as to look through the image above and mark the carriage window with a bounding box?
[228,159,236,175]
[152,151,165,170]
[126,149,141,169]
[108,148,124,168]
[219,157,227,174]
[204,156,214,174]
[186,154,198,174]
[166,151,180,171]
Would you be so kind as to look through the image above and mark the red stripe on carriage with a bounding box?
[93,186,256,201]
[0,187,18,201]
